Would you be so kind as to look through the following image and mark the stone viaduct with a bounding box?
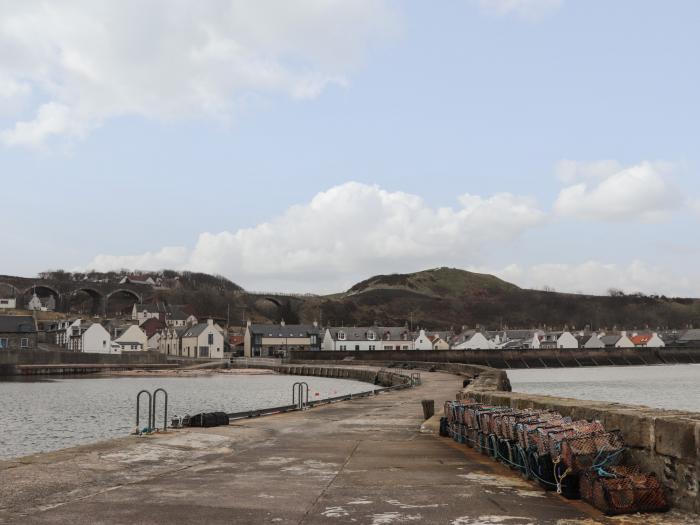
[0,274,153,315]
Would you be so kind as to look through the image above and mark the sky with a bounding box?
[1,0,700,295]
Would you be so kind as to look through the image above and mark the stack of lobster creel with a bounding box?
[440,400,669,516]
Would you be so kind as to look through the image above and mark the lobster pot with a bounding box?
[549,421,605,461]
[466,428,479,448]
[560,431,625,474]
[580,467,669,516]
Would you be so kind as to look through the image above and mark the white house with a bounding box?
[540,331,579,349]
[66,319,88,351]
[166,306,197,327]
[159,326,186,356]
[427,333,450,350]
[577,333,606,349]
[321,325,412,351]
[452,330,494,350]
[81,323,115,354]
[114,325,148,352]
[322,326,382,351]
[413,329,433,350]
[493,330,542,349]
[181,319,224,359]
[599,331,635,348]
[147,331,161,351]
[132,303,166,324]
[630,332,666,348]
[0,298,16,309]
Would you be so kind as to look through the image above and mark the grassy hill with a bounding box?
[16,267,700,329]
[347,267,519,297]
[299,267,700,330]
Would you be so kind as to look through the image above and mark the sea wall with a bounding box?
[290,346,700,368]
[460,371,700,514]
[251,363,414,388]
[0,349,169,375]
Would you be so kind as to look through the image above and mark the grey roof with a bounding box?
[250,324,320,338]
[0,315,36,333]
[168,306,191,320]
[678,329,700,342]
[135,303,164,313]
[503,330,539,340]
[328,326,382,342]
[576,335,593,345]
[183,322,211,338]
[600,335,621,346]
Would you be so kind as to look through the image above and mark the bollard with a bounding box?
[421,399,435,420]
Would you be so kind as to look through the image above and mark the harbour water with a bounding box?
[507,364,700,413]
[0,373,373,460]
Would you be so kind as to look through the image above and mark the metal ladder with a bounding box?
[134,388,169,434]
[292,381,309,410]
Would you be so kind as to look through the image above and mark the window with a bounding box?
[384,345,393,350]
[367,331,375,340]
[369,345,376,351]
[337,331,345,340]
[354,345,360,351]
[339,345,347,351]
[20,338,29,348]
[0,338,8,348]
[208,333,214,345]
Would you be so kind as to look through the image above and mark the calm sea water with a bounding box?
[507,364,700,413]
[0,374,374,460]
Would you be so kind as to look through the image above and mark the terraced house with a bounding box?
[0,315,37,350]
[244,321,321,357]
[321,325,413,351]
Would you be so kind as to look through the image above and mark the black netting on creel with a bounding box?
[441,399,670,516]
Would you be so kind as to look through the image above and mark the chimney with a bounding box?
[207,319,213,326]
[246,319,251,327]
[313,320,318,328]
[280,319,286,326]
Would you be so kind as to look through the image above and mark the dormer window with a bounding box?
[367,331,375,341]
[337,331,346,341]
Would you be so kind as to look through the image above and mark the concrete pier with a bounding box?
[0,371,694,524]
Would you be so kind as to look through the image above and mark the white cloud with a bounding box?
[0,1,397,148]
[555,159,623,183]
[474,0,563,19]
[553,161,681,221]
[492,260,700,297]
[85,182,544,292]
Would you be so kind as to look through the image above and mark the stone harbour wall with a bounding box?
[460,374,700,514]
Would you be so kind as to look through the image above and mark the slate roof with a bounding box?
[327,326,382,342]
[0,315,36,333]
[576,335,593,345]
[600,335,621,346]
[134,303,166,313]
[678,329,700,343]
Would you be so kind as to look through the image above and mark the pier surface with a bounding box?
[0,371,693,524]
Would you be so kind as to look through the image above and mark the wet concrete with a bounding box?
[0,371,694,524]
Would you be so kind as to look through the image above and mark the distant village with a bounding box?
[3,298,700,358]
[2,272,700,357]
